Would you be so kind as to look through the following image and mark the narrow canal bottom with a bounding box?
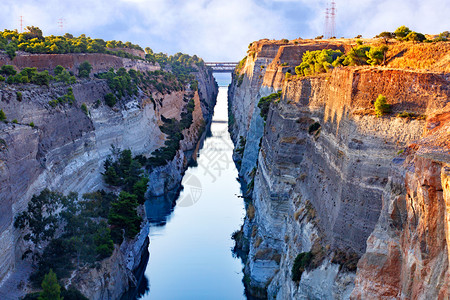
[137,74,247,300]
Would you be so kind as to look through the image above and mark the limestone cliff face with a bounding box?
[229,39,449,299]
[0,54,217,299]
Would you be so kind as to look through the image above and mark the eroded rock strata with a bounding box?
[0,51,217,299]
[229,39,449,299]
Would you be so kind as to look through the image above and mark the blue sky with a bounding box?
[1,0,449,61]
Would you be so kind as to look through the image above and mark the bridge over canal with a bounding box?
[205,62,238,73]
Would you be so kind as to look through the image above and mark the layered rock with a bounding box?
[0,54,217,298]
[229,39,449,299]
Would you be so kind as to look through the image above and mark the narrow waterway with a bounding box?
[138,74,247,299]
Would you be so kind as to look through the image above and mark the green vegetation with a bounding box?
[291,252,313,282]
[295,49,343,76]
[257,91,282,121]
[145,52,203,84]
[78,61,92,78]
[80,103,88,115]
[294,45,389,77]
[108,191,141,240]
[4,67,52,85]
[104,93,117,107]
[0,75,4,81]
[378,26,428,43]
[394,26,411,39]
[237,74,244,87]
[29,122,35,127]
[38,269,62,300]
[0,109,5,121]
[0,64,16,76]
[52,87,75,106]
[374,94,391,117]
[102,147,149,204]
[97,68,138,99]
[12,119,18,123]
[0,27,143,60]
[434,31,449,42]
[308,122,321,134]
[0,64,75,86]
[138,98,195,168]
[235,56,247,75]
[15,189,119,285]
[16,91,22,101]
[235,136,246,156]
[54,65,76,84]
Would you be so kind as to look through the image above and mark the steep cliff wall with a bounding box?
[0,52,159,75]
[0,55,217,299]
[230,39,449,299]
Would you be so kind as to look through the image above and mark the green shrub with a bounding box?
[0,109,6,121]
[29,122,35,127]
[308,122,321,134]
[16,91,22,101]
[108,191,141,240]
[104,93,116,107]
[295,49,344,76]
[48,99,58,107]
[405,31,426,42]
[12,119,18,123]
[282,39,289,43]
[0,75,4,81]
[54,65,65,76]
[394,25,411,39]
[374,94,391,117]
[292,252,313,282]
[78,61,92,78]
[257,91,282,121]
[237,74,244,87]
[0,65,17,76]
[367,45,388,66]
[80,103,88,115]
[39,269,63,300]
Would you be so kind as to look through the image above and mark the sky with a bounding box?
[0,0,448,61]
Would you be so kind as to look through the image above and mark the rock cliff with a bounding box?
[229,39,449,299]
[0,53,217,299]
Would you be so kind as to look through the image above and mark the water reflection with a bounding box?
[134,75,246,300]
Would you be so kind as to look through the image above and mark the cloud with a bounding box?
[0,0,448,61]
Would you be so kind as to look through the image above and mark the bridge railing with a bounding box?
[205,62,239,73]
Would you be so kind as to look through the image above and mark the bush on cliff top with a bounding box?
[0,27,143,60]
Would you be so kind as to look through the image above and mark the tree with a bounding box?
[405,31,426,42]
[54,65,65,76]
[394,26,411,39]
[38,269,63,300]
[104,93,116,107]
[377,31,393,44]
[132,177,149,204]
[367,45,388,66]
[78,61,92,78]
[108,191,141,240]
[14,190,63,247]
[374,94,391,117]
[0,65,17,76]
[0,109,6,121]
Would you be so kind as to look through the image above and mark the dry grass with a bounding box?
[254,236,263,248]
[247,203,255,220]
[385,42,450,72]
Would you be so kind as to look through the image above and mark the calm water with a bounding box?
[138,74,246,300]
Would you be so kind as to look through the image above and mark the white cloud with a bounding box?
[0,0,448,61]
